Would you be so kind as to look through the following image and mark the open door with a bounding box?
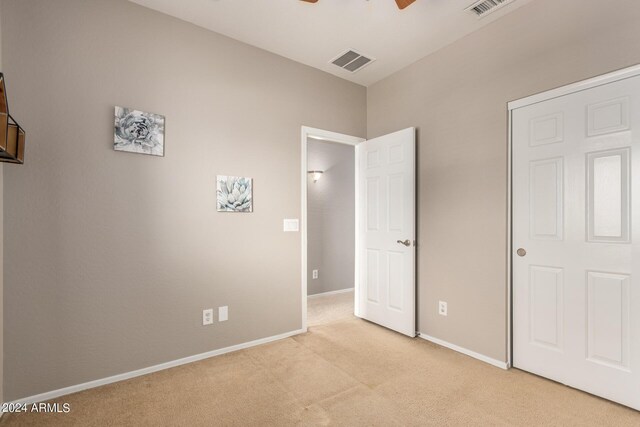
[356,127,416,337]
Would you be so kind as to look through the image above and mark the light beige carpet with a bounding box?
[3,305,639,426]
[307,290,354,327]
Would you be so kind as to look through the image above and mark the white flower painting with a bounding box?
[217,176,253,212]
[114,106,165,156]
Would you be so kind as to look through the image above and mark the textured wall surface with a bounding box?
[6,0,640,402]
[367,0,640,362]
[307,138,354,295]
[1,0,365,400]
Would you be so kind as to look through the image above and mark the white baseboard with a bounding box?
[308,288,354,298]
[8,328,306,406]
[419,333,509,370]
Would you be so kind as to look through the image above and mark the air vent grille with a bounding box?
[330,50,375,73]
[467,0,515,17]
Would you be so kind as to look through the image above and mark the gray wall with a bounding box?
[307,138,354,296]
[5,0,640,402]
[1,0,366,400]
[367,0,640,362]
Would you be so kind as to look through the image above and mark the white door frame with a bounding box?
[506,63,640,368]
[300,126,366,332]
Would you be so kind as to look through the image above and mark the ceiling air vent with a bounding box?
[466,0,516,18]
[330,50,375,73]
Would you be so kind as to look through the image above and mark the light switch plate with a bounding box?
[283,219,299,232]
[219,306,228,322]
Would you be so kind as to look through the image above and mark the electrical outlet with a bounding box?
[438,301,448,316]
[202,308,214,326]
[312,269,319,279]
[219,306,228,322]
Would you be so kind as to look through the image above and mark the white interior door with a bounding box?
[513,75,640,410]
[356,127,416,337]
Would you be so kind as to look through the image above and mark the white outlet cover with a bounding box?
[438,301,448,316]
[219,306,228,322]
[203,308,214,326]
[283,219,299,232]
[312,269,318,279]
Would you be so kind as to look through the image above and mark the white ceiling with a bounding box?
[129,0,533,87]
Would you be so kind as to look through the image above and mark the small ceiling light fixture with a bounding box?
[308,170,324,183]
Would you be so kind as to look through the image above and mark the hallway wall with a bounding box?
[307,138,355,295]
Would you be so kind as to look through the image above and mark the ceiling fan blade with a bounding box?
[300,0,319,3]
[395,0,416,9]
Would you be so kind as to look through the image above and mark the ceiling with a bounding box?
[129,0,533,87]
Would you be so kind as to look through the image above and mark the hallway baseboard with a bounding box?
[308,288,354,298]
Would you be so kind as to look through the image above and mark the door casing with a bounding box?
[300,126,365,332]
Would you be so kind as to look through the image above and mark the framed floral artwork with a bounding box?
[114,106,165,156]
[217,176,253,212]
